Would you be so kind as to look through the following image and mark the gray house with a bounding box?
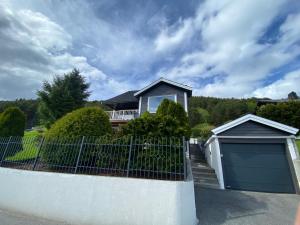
[104,78,192,126]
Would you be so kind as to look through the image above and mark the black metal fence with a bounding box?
[0,136,188,181]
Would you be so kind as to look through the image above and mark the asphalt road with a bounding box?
[195,186,300,225]
[0,209,70,225]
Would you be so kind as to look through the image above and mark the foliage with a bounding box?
[191,123,215,140]
[0,107,26,137]
[42,107,112,166]
[123,100,190,138]
[156,99,189,126]
[0,99,38,129]
[296,139,300,154]
[37,69,90,128]
[257,101,300,130]
[189,96,257,126]
[288,91,298,100]
[189,107,210,127]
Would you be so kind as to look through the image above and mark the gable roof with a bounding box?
[212,114,299,135]
[104,90,138,104]
[134,77,192,97]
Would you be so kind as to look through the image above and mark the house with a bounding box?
[104,78,192,127]
[205,114,299,193]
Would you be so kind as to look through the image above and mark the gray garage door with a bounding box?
[221,143,295,193]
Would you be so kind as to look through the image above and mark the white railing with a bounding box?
[106,110,139,121]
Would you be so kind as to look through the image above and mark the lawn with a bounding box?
[296,139,300,154]
[6,130,42,161]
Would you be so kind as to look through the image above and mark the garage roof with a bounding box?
[212,114,299,135]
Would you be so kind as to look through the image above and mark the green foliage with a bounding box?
[191,123,215,140]
[156,99,189,126]
[257,101,300,130]
[0,99,38,129]
[296,139,300,154]
[189,96,256,126]
[189,107,210,127]
[37,68,90,128]
[123,100,190,138]
[0,107,26,137]
[42,107,112,166]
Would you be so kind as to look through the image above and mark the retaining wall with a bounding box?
[0,168,197,225]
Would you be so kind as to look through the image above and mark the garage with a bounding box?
[205,114,299,193]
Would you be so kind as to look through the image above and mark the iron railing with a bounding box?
[0,136,188,181]
[106,110,139,121]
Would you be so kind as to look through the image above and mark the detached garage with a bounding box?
[205,114,299,193]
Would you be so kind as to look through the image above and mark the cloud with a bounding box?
[155,0,300,97]
[253,70,300,98]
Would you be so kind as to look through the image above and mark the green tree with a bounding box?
[257,101,300,130]
[37,69,90,128]
[191,123,215,140]
[0,107,26,137]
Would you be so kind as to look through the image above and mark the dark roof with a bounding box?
[104,90,138,105]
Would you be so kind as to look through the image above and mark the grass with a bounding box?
[296,139,300,154]
[6,130,42,161]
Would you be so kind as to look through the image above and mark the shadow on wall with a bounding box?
[195,187,268,225]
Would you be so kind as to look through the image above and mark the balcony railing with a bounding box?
[106,110,139,121]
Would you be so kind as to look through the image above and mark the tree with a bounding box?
[0,107,26,137]
[288,91,299,100]
[37,69,90,128]
[257,101,300,130]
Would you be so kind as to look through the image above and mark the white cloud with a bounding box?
[156,0,300,98]
[253,70,300,98]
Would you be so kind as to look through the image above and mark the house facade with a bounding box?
[104,78,192,127]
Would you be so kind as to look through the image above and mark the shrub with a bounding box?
[0,107,26,158]
[0,107,26,137]
[189,107,210,127]
[191,123,215,140]
[122,113,190,138]
[156,99,189,126]
[42,107,112,166]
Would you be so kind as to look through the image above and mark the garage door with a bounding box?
[221,143,295,193]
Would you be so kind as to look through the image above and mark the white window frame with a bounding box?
[147,94,177,113]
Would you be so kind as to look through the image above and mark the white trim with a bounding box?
[184,92,188,112]
[134,77,192,97]
[147,94,177,113]
[215,138,225,189]
[212,114,299,135]
[287,138,298,160]
[138,96,142,115]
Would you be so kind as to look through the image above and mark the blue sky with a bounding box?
[0,0,300,100]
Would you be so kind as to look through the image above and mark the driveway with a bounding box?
[195,186,300,225]
[0,209,70,225]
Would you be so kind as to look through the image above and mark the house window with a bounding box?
[148,95,176,113]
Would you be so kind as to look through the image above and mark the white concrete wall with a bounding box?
[0,168,197,225]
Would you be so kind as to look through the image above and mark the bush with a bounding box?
[0,107,26,137]
[42,107,112,166]
[122,112,191,138]
[189,107,210,127]
[0,107,26,158]
[156,99,189,126]
[191,123,215,140]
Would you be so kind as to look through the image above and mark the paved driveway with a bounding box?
[195,186,300,225]
[0,209,69,225]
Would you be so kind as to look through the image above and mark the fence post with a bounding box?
[74,136,85,174]
[126,136,134,177]
[0,136,12,167]
[182,137,187,180]
[32,137,45,170]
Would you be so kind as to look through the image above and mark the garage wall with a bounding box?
[0,168,198,225]
[218,121,290,136]
[205,138,224,189]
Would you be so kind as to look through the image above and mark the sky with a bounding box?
[0,0,300,100]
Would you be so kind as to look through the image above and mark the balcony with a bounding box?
[106,109,139,121]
